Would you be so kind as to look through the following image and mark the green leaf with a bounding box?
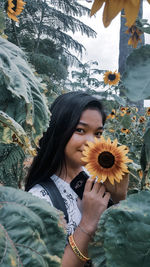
[89,191,150,267]
[0,37,50,145]
[0,111,36,155]
[0,144,25,188]
[0,186,66,266]
[122,45,150,101]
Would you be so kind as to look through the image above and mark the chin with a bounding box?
[80,160,86,166]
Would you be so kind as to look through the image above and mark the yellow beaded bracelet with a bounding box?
[68,234,91,262]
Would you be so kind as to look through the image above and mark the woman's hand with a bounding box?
[80,179,110,236]
[104,173,129,204]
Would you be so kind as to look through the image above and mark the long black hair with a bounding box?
[25,91,106,191]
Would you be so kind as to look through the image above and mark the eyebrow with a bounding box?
[78,122,104,130]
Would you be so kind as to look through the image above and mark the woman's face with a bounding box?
[64,108,103,169]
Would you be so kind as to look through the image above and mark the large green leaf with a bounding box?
[0,186,66,266]
[89,191,150,267]
[122,45,150,101]
[0,111,36,155]
[0,144,25,188]
[0,37,50,145]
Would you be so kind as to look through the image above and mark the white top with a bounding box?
[29,174,82,236]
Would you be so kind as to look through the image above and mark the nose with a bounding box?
[84,134,95,144]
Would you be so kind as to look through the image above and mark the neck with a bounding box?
[55,165,83,183]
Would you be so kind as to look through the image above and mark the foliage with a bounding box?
[0,185,66,266]
[4,0,96,67]
[103,105,150,190]
[3,0,97,102]
[30,52,68,81]
[0,37,50,187]
[136,17,150,35]
[66,61,106,95]
[89,190,150,267]
[0,37,49,149]
[140,120,150,190]
[0,144,25,188]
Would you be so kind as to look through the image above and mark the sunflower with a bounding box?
[81,136,132,185]
[139,116,146,123]
[90,0,150,28]
[6,0,26,22]
[121,128,130,134]
[103,71,120,86]
[120,107,127,112]
[126,25,143,48]
[132,116,136,121]
[146,107,150,116]
[106,109,116,119]
[120,111,126,117]
[109,129,115,133]
[126,108,131,115]
[138,170,143,179]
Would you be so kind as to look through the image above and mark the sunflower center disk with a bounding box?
[108,74,116,81]
[98,151,115,168]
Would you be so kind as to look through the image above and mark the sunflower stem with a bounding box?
[129,171,140,181]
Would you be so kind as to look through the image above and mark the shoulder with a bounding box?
[29,184,53,205]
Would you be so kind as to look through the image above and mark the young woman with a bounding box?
[25,91,128,267]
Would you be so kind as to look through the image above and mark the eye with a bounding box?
[75,128,85,134]
[95,132,103,138]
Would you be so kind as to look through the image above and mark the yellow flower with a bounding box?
[139,116,146,123]
[103,71,120,85]
[132,116,136,121]
[126,108,131,115]
[90,0,150,27]
[120,111,126,117]
[121,128,130,134]
[6,0,26,22]
[138,170,143,179]
[146,107,150,116]
[109,129,115,133]
[106,109,116,119]
[81,136,132,185]
[126,25,143,48]
[120,107,127,112]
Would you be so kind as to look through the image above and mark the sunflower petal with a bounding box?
[103,0,124,27]
[124,0,140,27]
[86,141,95,148]
[90,0,105,16]
[7,12,19,22]
[108,176,114,185]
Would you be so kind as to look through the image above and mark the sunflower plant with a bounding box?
[103,105,150,189]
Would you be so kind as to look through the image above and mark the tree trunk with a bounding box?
[34,0,45,53]
[11,20,21,47]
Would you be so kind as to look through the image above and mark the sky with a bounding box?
[74,0,150,70]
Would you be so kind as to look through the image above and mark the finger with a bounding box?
[98,184,106,196]
[84,178,94,192]
[103,192,111,201]
[92,181,102,193]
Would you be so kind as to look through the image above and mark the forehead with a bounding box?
[79,108,103,125]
